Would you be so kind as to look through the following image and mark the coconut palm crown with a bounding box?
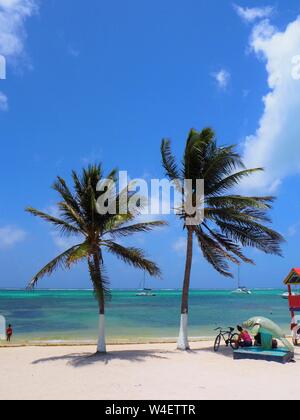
[161,128,284,350]
[26,164,166,352]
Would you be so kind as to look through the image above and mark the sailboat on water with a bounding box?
[232,266,252,295]
[136,272,156,297]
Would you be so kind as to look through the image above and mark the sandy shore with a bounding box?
[0,341,299,400]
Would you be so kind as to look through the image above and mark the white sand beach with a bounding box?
[0,341,299,400]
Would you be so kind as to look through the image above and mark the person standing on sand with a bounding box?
[6,325,13,342]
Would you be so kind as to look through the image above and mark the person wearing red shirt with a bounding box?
[6,325,13,342]
[236,325,253,348]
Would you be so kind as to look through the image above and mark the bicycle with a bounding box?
[213,327,239,352]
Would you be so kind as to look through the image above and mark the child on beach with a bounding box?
[6,325,13,342]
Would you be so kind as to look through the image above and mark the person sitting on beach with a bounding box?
[254,333,261,347]
[6,325,13,342]
[254,333,278,349]
[236,325,252,348]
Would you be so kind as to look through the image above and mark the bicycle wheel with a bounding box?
[230,334,239,350]
[214,334,221,352]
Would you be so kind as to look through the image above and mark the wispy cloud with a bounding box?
[43,205,81,251]
[287,222,300,238]
[44,204,60,219]
[0,225,26,248]
[0,91,8,110]
[240,18,300,193]
[233,4,274,23]
[68,46,80,58]
[81,150,102,165]
[173,237,186,255]
[0,0,38,109]
[212,69,231,90]
[0,0,38,60]
[50,232,80,251]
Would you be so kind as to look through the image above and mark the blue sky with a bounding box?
[0,0,300,290]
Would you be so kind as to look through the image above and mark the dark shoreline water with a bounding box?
[0,289,291,343]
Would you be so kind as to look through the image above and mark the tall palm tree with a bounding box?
[161,128,284,350]
[26,165,165,353]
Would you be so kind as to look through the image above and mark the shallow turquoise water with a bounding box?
[0,289,292,343]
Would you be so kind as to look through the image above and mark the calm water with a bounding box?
[0,289,291,343]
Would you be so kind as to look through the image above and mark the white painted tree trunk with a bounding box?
[97,314,106,353]
[177,314,190,350]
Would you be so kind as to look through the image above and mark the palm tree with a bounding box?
[161,128,284,350]
[26,165,165,353]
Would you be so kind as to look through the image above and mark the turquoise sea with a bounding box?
[0,289,292,343]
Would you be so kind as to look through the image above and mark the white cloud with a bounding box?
[234,4,274,23]
[68,46,80,58]
[44,206,81,251]
[0,0,37,108]
[0,91,8,110]
[0,0,37,60]
[212,69,231,90]
[45,204,60,219]
[287,222,300,237]
[241,17,300,193]
[50,232,80,251]
[81,149,102,165]
[0,225,26,248]
[173,237,186,255]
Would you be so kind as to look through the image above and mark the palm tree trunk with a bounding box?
[97,291,106,353]
[177,227,193,350]
[89,251,107,354]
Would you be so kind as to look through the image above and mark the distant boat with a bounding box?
[233,287,252,295]
[282,291,299,300]
[136,272,156,297]
[232,267,252,295]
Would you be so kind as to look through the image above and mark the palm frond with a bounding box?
[184,128,211,181]
[25,207,81,236]
[105,220,167,238]
[57,201,87,231]
[216,220,284,256]
[72,170,84,198]
[82,164,104,193]
[161,139,182,184]
[203,146,244,190]
[205,207,272,224]
[206,195,275,211]
[102,213,135,233]
[103,241,161,277]
[194,227,234,277]
[202,223,254,264]
[206,168,263,196]
[66,242,90,266]
[27,243,85,289]
[52,176,82,216]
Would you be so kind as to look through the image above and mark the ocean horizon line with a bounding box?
[0,287,285,292]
